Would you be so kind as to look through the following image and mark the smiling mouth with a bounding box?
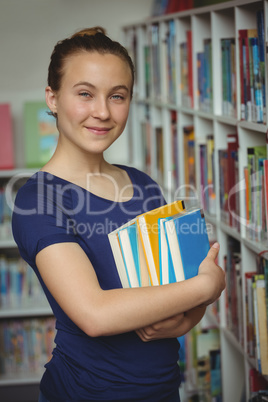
[86,127,111,135]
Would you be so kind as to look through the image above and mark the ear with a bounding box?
[45,86,57,115]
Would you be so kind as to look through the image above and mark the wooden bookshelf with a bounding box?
[123,0,268,400]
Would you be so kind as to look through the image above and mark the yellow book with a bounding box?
[136,199,185,286]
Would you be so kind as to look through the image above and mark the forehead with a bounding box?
[61,51,132,88]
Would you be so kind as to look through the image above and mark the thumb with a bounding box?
[206,242,220,260]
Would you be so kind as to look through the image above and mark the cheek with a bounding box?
[64,102,88,122]
[114,105,130,126]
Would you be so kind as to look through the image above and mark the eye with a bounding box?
[79,92,92,98]
[111,94,125,101]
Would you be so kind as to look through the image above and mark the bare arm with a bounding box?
[136,306,206,341]
[36,241,225,337]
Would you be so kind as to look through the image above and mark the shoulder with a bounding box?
[116,164,158,186]
[14,172,74,212]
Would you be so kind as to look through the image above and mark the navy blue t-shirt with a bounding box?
[12,165,181,402]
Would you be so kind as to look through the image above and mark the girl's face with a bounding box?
[46,51,132,156]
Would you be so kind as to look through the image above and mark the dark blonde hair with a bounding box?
[48,26,135,96]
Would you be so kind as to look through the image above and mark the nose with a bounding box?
[91,96,110,121]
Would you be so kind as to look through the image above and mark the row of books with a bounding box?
[151,0,230,16]
[184,326,222,401]
[0,317,55,375]
[223,239,268,375]
[249,368,268,401]
[134,8,266,120]
[238,9,266,124]
[245,252,268,376]
[151,0,193,16]
[0,255,47,309]
[108,200,210,288]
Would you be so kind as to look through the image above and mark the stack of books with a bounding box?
[108,200,210,288]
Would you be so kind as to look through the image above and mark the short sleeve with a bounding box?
[12,177,77,267]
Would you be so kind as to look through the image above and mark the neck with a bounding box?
[42,141,110,179]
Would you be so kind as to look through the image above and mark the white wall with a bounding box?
[0,0,153,167]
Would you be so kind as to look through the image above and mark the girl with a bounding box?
[12,27,225,402]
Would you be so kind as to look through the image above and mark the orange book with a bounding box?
[136,199,185,286]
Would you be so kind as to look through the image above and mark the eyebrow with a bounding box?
[73,81,129,93]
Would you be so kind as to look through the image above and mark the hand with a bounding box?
[198,242,226,306]
[136,313,185,342]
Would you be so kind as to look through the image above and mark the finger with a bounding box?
[206,242,220,261]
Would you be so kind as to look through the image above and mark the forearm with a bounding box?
[91,276,208,337]
[175,305,206,337]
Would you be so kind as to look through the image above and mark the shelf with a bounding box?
[219,221,241,242]
[0,168,37,179]
[0,306,53,319]
[0,370,45,386]
[0,239,17,248]
[242,237,268,255]
[221,326,245,357]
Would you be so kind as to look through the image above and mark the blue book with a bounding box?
[164,209,210,281]
[118,223,140,288]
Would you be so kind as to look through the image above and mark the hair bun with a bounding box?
[71,27,106,39]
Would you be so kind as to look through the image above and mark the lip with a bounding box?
[86,126,111,135]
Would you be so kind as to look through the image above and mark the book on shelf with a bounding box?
[141,109,152,175]
[183,125,196,198]
[249,367,268,402]
[0,317,55,376]
[218,132,240,231]
[184,325,222,400]
[263,159,268,239]
[198,134,216,216]
[224,236,244,345]
[0,255,48,309]
[144,44,151,99]
[0,103,14,170]
[151,24,161,100]
[196,328,221,401]
[0,184,14,241]
[155,126,164,184]
[244,253,268,375]
[180,30,193,108]
[166,20,177,104]
[24,101,58,168]
[244,146,267,242]
[221,38,236,118]
[197,38,212,113]
[238,9,266,123]
[170,111,179,189]
[253,274,268,375]
[165,0,193,14]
